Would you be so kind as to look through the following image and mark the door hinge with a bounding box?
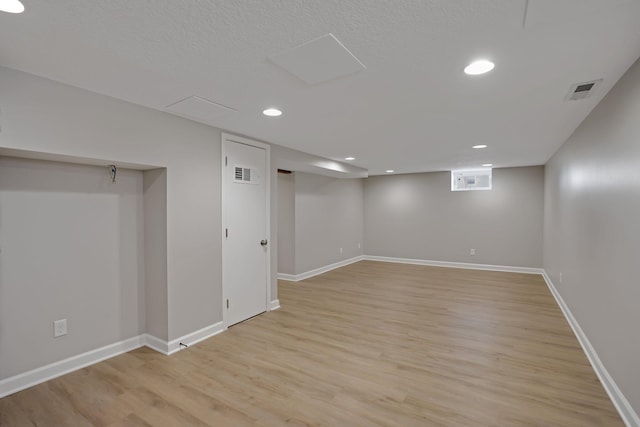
[226,299,229,309]
[225,228,228,238]
[225,156,228,166]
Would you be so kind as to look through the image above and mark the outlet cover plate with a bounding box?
[54,319,67,337]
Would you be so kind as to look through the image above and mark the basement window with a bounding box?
[451,168,492,191]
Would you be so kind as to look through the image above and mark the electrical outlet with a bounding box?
[54,319,67,338]
[340,247,343,254]
[470,248,476,256]
[358,243,361,249]
[559,272,563,284]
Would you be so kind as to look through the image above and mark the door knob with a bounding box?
[260,239,268,246]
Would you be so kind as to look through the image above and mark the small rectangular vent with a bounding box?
[565,79,602,101]
[575,83,594,93]
[233,165,260,185]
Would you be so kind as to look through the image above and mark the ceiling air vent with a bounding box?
[565,79,602,101]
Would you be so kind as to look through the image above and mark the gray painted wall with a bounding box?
[269,158,278,302]
[277,173,295,274]
[5,55,637,417]
[143,169,168,341]
[294,172,364,274]
[0,66,220,349]
[0,65,363,379]
[544,58,640,413]
[0,158,145,379]
[364,167,544,268]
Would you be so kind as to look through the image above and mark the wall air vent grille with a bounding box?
[234,166,259,184]
[565,79,603,101]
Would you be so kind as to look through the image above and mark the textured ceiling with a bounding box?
[1,0,639,174]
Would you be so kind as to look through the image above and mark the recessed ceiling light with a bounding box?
[0,0,24,13]
[472,144,488,149]
[345,157,355,161]
[482,163,493,167]
[464,60,495,76]
[262,108,282,117]
[385,169,395,173]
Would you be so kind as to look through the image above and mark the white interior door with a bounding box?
[222,135,269,327]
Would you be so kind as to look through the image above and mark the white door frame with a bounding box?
[221,132,271,328]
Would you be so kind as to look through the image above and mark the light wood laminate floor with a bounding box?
[0,261,622,426]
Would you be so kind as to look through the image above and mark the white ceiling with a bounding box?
[1,0,639,175]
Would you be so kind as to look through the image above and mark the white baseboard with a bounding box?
[276,255,541,280]
[277,255,365,282]
[541,271,639,427]
[363,255,543,275]
[3,268,633,427]
[0,335,144,399]
[143,333,170,355]
[166,321,225,355]
[0,322,227,398]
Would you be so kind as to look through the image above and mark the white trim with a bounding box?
[3,264,632,427]
[0,336,144,398]
[143,333,170,355]
[541,272,639,427]
[279,256,636,425]
[166,321,225,355]
[221,133,271,329]
[363,255,543,274]
[277,255,365,282]
[0,322,227,398]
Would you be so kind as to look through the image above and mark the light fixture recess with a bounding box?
[345,157,355,161]
[262,108,282,117]
[464,60,494,76]
[482,163,493,167]
[0,0,25,13]
[472,144,488,149]
[385,169,395,173]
